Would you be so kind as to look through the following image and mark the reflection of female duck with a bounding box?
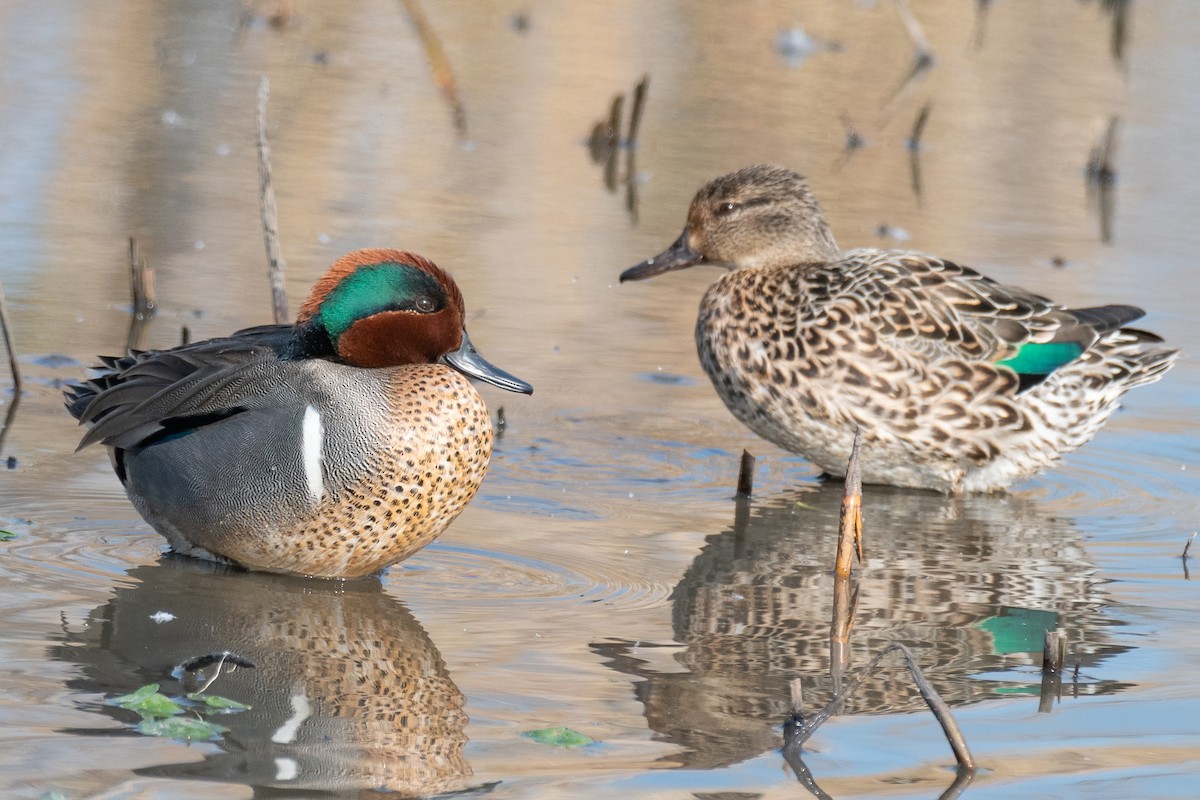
[594,486,1129,770]
[51,557,474,795]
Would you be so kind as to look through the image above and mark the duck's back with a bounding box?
[694,252,1177,492]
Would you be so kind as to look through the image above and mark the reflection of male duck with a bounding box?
[594,486,1130,770]
[51,557,475,796]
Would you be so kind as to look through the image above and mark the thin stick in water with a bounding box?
[126,237,157,351]
[1086,115,1119,186]
[907,103,932,151]
[1038,628,1066,713]
[0,279,20,459]
[399,0,468,136]
[129,237,157,319]
[0,279,21,397]
[626,74,649,148]
[836,428,864,577]
[257,76,289,324]
[736,449,756,498]
[783,642,976,783]
[830,429,864,689]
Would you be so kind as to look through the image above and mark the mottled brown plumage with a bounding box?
[622,165,1176,492]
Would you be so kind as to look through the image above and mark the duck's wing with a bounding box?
[823,249,1146,391]
[65,324,302,451]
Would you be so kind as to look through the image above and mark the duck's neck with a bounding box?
[285,319,337,361]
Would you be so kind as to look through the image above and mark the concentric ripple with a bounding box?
[1021,427,1199,540]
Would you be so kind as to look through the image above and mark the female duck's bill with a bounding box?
[620,231,705,282]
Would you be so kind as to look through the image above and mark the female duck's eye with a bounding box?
[715,202,740,217]
[414,296,437,313]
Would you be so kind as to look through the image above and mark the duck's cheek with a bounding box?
[338,312,452,368]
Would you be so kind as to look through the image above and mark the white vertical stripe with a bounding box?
[272,692,311,743]
[274,757,298,781]
[301,405,324,503]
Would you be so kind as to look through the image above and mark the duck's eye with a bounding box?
[715,202,740,217]
[414,296,437,313]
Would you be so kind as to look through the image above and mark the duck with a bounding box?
[66,248,532,578]
[620,165,1177,493]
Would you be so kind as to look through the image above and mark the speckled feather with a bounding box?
[624,165,1177,492]
[66,249,530,577]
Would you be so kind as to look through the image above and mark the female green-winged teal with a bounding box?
[621,165,1177,493]
[67,248,532,578]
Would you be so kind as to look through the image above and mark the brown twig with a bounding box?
[836,429,864,576]
[840,111,865,152]
[398,0,467,136]
[783,642,976,787]
[1184,532,1197,560]
[0,279,21,397]
[0,279,20,459]
[830,429,864,688]
[894,0,934,66]
[907,103,932,202]
[127,237,157,351]
[736,449,756,498]
[1038,628,1067,713]
[886,0,936,108]
[1087,115,1119,186]
[129,237,157,319]
[626,74,649,148]
[256,76,289,324]
[908,103,932,151]
[623,75,649,223]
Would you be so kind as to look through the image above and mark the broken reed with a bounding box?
[735,449,756,498]
[830,429,864,686]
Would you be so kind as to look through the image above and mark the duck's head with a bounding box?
[294,248,532,394]
[620,165,840,281]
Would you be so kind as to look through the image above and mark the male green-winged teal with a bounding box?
[67,248,532,578]
[621,165,1177,493]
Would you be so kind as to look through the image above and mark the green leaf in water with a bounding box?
[111,684,184,718]
[188,693,251,711]
[0,529,15,541]
[522,726,594,748]
[137,716,228,742]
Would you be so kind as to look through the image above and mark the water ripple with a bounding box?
[393,542,674,612]
[481,410,820,518]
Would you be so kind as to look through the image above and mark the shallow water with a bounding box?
[2,1,1198,798]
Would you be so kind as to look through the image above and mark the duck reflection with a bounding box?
[51,557,475,796]
[594,485,1130,769]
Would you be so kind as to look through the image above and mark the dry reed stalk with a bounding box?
[398,0,467,135]
[830,429,864,687]
[0,279,20,459]
[0,279,21,397]
[835,428,864,577]
[256,76,289,324]
[736,449,756,498]
[783,642,976,796]
[128,237,157,319]
[1038,628,1067,713]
